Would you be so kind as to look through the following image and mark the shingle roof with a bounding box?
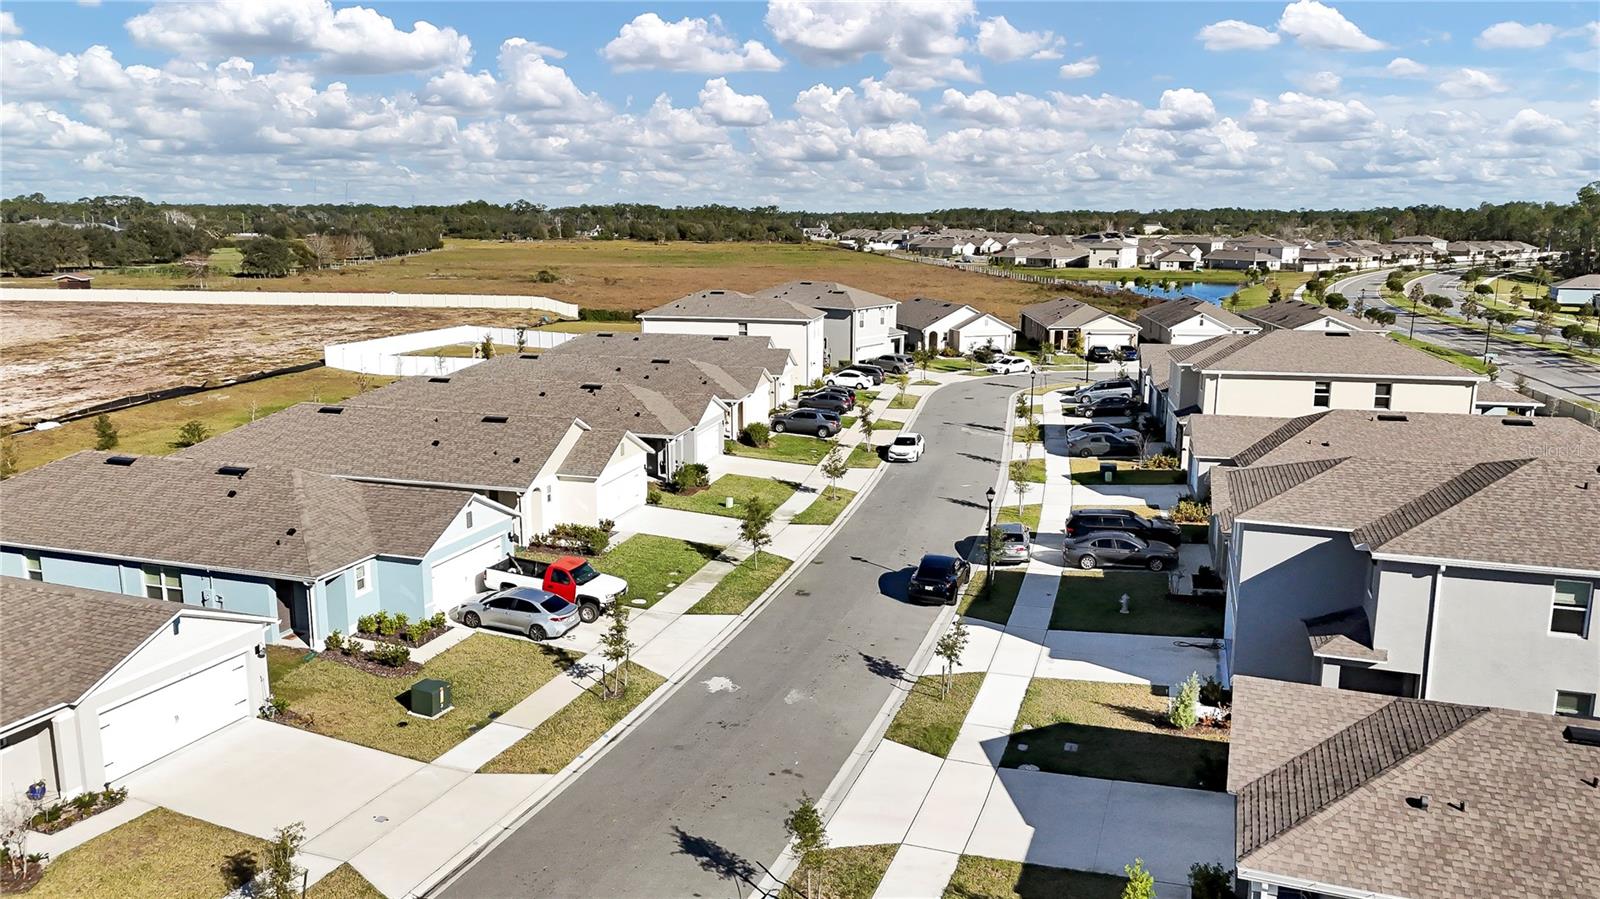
[541,332,791,390]
[1168,331,1483,379]
[1,577,184,726]
[1136,298,1257,330]
[1241,300,1382,332]
[1474,381,1541,407]
[638,288,823,322]
[1553,273,1600,289]
[1230,677,1599,899]
[1185,414,1297,461]
[1303,606,1387,663]
[1019,296,1127,330]
[1210,458,1346,532]
[897,296,975,331]
[0,453,472,579]
[756,280,898,311]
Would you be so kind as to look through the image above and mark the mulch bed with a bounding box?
[27,789,128,835]
[1,858,44,893]
[356,623,450,648]
[317,649,421,678]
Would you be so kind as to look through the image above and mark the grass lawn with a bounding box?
[959,569,1026,625]
[272,634,574,760]
[481,662,664,774]
[781,844,898,899]
[685,553,791,615]
[1228,272,1311,311]
[29,807,268,899]
[306,864,385,899]
[943,856,1124,899]
[1003,679,1228,790]
[870,419,903,431]
[401,342,519,358]
[1013,458,1046,483]
[889,392,919,410]
[841,415,858,429]
[725,433,833,465]
[1051,571,1223,638]
[913,378,939,386]
[928,356,982,373]
[539,320,642,333]
[886,672,986,757]
[655,474,798,518]
[1068,457,1183,485]
[997,503,1042,532]
[265,644,314,686]
[1388,333,1494,374]
[588,535,722,608]
[5,367,391,475]
[847,443,882,468]
[790,486,856,525]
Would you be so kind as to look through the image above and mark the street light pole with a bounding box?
[985,486,996,597]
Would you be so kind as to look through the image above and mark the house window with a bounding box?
[738,323,749,336]
[143,566,184,602]
[23,552,42,581]
[1313,381,1331,407]
[465,510,474,529]
[354,561,372,595]
[1555,691,1596,718]
[1374,383,1393,410]
[1551,580,1593,637]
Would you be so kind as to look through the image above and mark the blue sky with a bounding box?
[1,1,1596,210]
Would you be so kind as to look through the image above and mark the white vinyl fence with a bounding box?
[325,325,579,376]
[0,287,579,318]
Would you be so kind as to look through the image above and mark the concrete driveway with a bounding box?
[1037,631,1219,688]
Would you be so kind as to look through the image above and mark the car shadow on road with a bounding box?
[876,566,915,602]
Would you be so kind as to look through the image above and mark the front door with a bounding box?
[271,580,308,641]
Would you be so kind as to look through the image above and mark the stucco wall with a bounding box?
[1205,374,1475,417]
[1367,561,1434,675]
[0,549,280,623]
[1227,523,1368,684]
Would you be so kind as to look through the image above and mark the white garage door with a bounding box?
[100,655,250,781]
[596,465,647,522]
[429,539,504,612]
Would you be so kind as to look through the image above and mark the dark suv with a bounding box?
[908,553,971,604]
[800,387,856,409]
[1065,508,1182,546]
[1085,346,1115,363]
[798,393,850,414]
[771,408,840,438]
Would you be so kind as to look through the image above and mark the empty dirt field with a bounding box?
[0,302,548,426]
[4,239,1058,320]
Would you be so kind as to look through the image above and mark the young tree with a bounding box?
[1508,284,1524,309]
[1459,296,1481,323]
[1008,459,1035,520]
[600,604,634,698]
[254,821,306,899]
[1324,291,1347,310]
[302,234,336,269]
[933,618,970,700]
[913,346,937,380]
[1,798,35,881]
[784,794,830,899]
[1268,282,1283,303]
[1016,420,1041,459]
[514,325,528,353]
[180,251,211,288]
[1561,323,1584,349]
[93,413,119,450]
[819,443,848,493]
[1122,858,1156,899]
[171,420,211,448]
[1533,309,1556,343]
[857,402,874,434]
[479,333,497,359]
[739,497,775,563]
[1406,281,1424,311]
[1169,672,1201,730]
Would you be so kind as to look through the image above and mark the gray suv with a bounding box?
[771,408,840,437]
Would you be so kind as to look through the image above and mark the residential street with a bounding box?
[438,374,1045,898]
[1331,268,1600,406]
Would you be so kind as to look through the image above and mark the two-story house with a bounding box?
[756,281,903,366]
[639,288,825,383]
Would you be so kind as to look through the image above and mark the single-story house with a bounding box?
[1150,248,1200,271]
[897,297,1016,354]
[1551,273,1600,309]
[992,240,1089,268]
[757,281,902,366]
[1136,298,1260,345]
[0,452,516,647]
[1241,299,1383,333]
[1229,676,1599,899]
[640,289,826,384]
[51,273,93,289]
[1,578,275,800]
[1018,296,1138,353]
[1391,234,1448,253]
[1204,249,1279,271]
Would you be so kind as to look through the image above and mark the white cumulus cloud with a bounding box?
[1438,67,1508,98]
[601,13,781,73]
[1196,20,1281,51]
[1385,57,1427,77]
[698,77,772,126]
[1277,0,1386,52]
[1476,22,1557,49]
[977,16,1062,61]
[1505,108,1578,143]
[1057,57,1099,79]
[1143,88,1216,130]
[1296,70,1342,93]
[1,11,21,37]
[420,38,606,121]
[765,0,979,88]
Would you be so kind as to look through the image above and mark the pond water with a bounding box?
[1076,280,1241,305]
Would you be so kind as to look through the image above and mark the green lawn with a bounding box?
[781,845,898,899]
[959,569,1026,625]
[1003,679,1228,790]
[790,486,857,525]
[886,673,986,757]
[725,433,834,465]
[402,342,519,358]
[889,392,920,410]
[481,662,664,773]
[847,443,882,468]
[1388,333,1494,374]
[307,865,386,899]
[1068,457,1183,485]
[685,553,791,615]
[29,807,268,899]
[841,415,858,429]
[587,535,722,608]
[1051,571,1223,638]
[870,419,904,431]
[5,367,391,475]
[943,856,1125,899]
[1013,458,1046,483]
[272,634,574,760]
[998,503,1042,532]
[655,474,798,518]
[1227,272,1312,311]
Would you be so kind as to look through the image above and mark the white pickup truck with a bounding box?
[482,555,629,624]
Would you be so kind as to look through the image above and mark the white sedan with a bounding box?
[887,432,926,462]
[825,370,875,389]
[985,355,1032,374]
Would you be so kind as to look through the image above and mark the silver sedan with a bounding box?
[451,587,580,641]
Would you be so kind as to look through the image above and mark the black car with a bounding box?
[908,553,971,604]
[1120,345,1140,361]
[798,393,850,414]
[873,355,914,374]
[771,408,841,438]
[1063,531,1180,571]
[1065,508,1182,546]
[1079,395,1140,418]
[800,387,855,409]
[1085,346,1115,363]
[840,363,885,384]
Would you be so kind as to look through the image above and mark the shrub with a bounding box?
[534,269,559,283]
[647,482,663,505]
[1143,452,1180,470]
[672,463,710,492]
[429,612,447,630]
[740,423,771,448]
[324,631,345,653]
[71,793,97,814]
[535,522,611,555]
[1189,863,1232,899]
[598,518,615,532]
[407,622,429,644]
[1172,499,1211,523]
[356,614,377,635]
[970,344,998,364]
[577,307,641,322]
[369,611,393,636]
[1169,672,1201,730]
[170,419,211,449]
[101,787,127,807]
[393,612,410,633]
[367,642,410,668]
[1200,676,1232,708]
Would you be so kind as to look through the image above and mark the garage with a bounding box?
[429,539,505,611]
[100,654,252,781]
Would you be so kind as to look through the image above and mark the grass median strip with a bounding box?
[942,856,1124,899]
[997,503,1042,532]
[889,392,919,410]
[1003,678,1228,791]
[886,672,986,757]
[655,474,798,518]
[29,807,268,899]
[780,844,898,899]
[724,434,833,465]
[870,419,903,431]
[306,864,386,899]
[1014,458,1046,483]
[1068,457,1182,485]
[686,554,792,615]
[480,662,666,774]
[790,486,856,525]
[271,634,575,761]
[847,443,882,468]
[1052,571,1222,638]
[959,569,1025,625]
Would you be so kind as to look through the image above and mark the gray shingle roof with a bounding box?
[1019,296,1127,330]
[639,288,823,322]
[541,332,791,392]
[1553,273,1600,289]
[756,281,897,310]
[0,453,473,579]
[1136,298,1257,330]
[1241,300,1382,332]
[1137,343,1175,390]
[1,577,184,727]
[897,296,975,331]
[1210,458,1345,532]
[1230,677,1599,899]
[1303,606,1386,662]
[1475,381,1542,407]
[1185,414,1297,461]
[1169,331,1484,379]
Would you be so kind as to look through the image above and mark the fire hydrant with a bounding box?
[1119,593,1131,615]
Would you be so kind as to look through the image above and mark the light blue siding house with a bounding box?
[0,452,515,646]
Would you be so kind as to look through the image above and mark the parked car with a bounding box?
[1120,345,1140,361]
[1085,346,1115,363]
[985,355,1032,375]
[908,553,971,604]
[992,522,1032,565]
[840,363,886,384]
[485,555,629,623]
[1065,509,1182,547]
[800,387,855,409]
[1070,378,1137,403]
[771,408,839,438]
[1078,395,1140,418]
[873,355,914,374]
[887,432,925,462]
[799,393,851,414]
[451,587,581,640]
[1065,422,1140,442]
[1063,532,1179,572]
[825,370,875,389]
[1065,433,1141,458]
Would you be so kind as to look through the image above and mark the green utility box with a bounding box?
[410,678,453,719]
[1100,462,1117,483]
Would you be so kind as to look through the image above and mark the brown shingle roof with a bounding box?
[1137,343,1175,390]
[638,288,823,322]
[897,296,975,330]
[1019,296,1127,330]
[1136,298,1257,330]
[1211,458,1345,532]
[756,280,897,310]
[1171,331,1483,380]
[1241,300,1382,332]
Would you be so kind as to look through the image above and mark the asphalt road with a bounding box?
[1332,269,1600,406]
[438,373,1052,899]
